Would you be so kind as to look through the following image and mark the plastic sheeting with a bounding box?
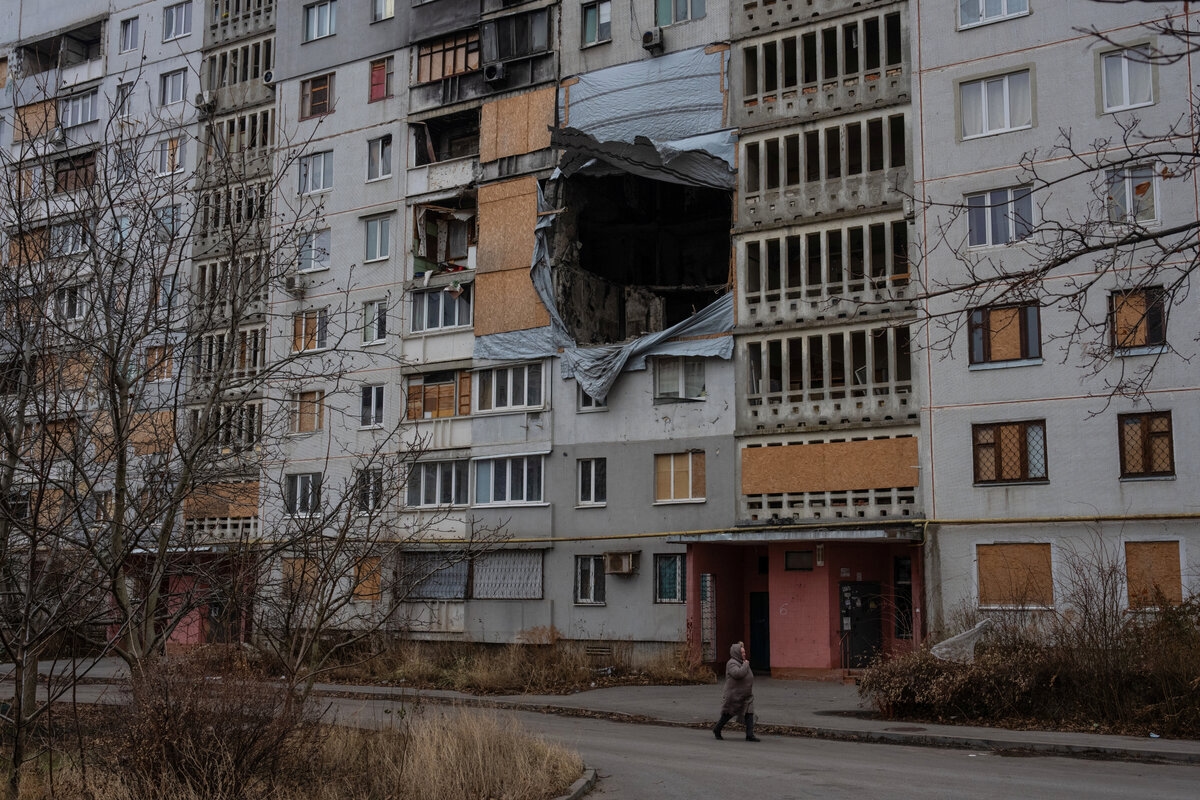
[554,46,736,189]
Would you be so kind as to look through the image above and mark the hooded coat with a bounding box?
[721,641,755,719]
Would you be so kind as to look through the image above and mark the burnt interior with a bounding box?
[555,174,730,345]
[412,110,481,166]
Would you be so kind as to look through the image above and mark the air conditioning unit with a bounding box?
[642,28,663,51]
[194,91,216,115]
[603,551,640,576]
[262,69,275,87]
[483,62,506,83]
[283,275,306,297]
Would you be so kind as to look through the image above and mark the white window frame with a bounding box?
[360,384,385,427]
[354,467,385,513]
[577,457,607,506]
[474,455,545,505]
[162,1,193,41]
[958,0,1028,30]
[285,471,322,516]
[966,186,1033,247]
[116,83,134,118]
[1106,164,1158,225]
[304,0,337,42]
[55,286,86,321]
[654,553,686,603]
[60,91,99,128]
[654,357,705,401]
[298,229,331,272]
[579,385,607,411]
[299,151,333,194]
[574,555,606,605]
[372,0,395,23]
[155,137,185,175]
[294,309,329,352]
[582,0,612,46]
[476,362,542,411]
[51,221,90,256]
[362,299,387,344]
[960,70,1032,139]
[160,69,186,106]
[367,135,393,181]
[411,285,473,333]
[407,460,469,507]
[119,17,140,53]
[1102,46,1154,113]
[655,0,704,26]
[364,215,390,261]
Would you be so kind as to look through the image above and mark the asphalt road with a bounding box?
[328,696,1200,800]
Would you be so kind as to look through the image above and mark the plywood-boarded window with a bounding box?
[8,226,50,265]
[1110,287,1165,349]
[407,370,469,420]
[655,451,705,502]
[1125,541,1182,609]
[972,420,1047,483]
[292,309,328,351]
[145,345,173,382]
[968,305,1040,364]
[416,31,480,83]
[14,101,57,142]
[1118,411,1174,478]
[977,543,1053,608]
[291,390,325,433]
[353,557,383,602]
[283,557,318,600]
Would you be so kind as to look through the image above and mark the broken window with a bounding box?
[744,325,912,402]
[412,201,476,274]
[482,8,549,62]
[411,110,480,166]
[416,31,480,83]
[54,152,96,193]
[407,369,471,419]
[1109,287,1166,350]
[968,305,1040,364]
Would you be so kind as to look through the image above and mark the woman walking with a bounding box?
[713,641,760,741]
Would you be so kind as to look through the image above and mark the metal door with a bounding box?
[749,591,771,672]
[839,582,882,668]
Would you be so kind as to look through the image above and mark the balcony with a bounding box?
[407,156,478,197]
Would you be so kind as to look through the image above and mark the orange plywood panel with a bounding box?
[473,270,549,336]
[480,87,556,162]
[184,481,260,519]
[741,438,919,494]
[477,177,539,274]
[1126,540,1182,608]
[978,543,1053,607]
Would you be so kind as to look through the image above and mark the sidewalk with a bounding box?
[25,658,1200,764]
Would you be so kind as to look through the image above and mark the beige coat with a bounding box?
[721,642,755,719]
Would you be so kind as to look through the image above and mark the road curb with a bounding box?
[556,768,597,800]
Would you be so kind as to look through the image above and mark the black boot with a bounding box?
[712,713,732,740]
[745,713,761,742]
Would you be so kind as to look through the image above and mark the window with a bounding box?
[477,363,542,411]
[303,1,337,41]
[116,83,134,118]
[1109,287,1166,350]
[156,137,185,175]
[1103,46,1153,112]
[291,390,325,432]
[411,285,472,332]
[367,135,392,180]
[283,557,317,600]
[655,357,705,400]
[959,0,1027,28]
[473,551,543,599]
[292,309,328,351]
[416,32,481,83]
[398,553,468,599]
[968,305,1041,364]
[145,345,173,382]
[582,0,611,45]
[363,299,387,344]
[355,468,384,513]
[972,420,1048,484]
[1126,541,1182,608]
[655,554,686,603]
[55,286,86,321]
[50,221,90,256]
[353,556,382,601]
[119,17,139,52]
[578,458,607,506]
[369,57,393,102]
[156,205,181,238]
[364,215,391,260]
[575,555,606,604]
[371,0,394,22]
[163,2,193,41]
[1118,411,1174,478]
[301,74,334,118]
[654,451,705,502]
[966,186,1032,247]
[482,9,550,62]
[160,69,186,106]
[407,370,471,419]
[579,387,607,411]
[299,151,333,193]
[413,205,476,271]
[298,229,330,272]
[1106,165,1157,224]
[475,455,544,505]
[960,70,1032,139]
[407,460,469,507]
[285,472,322,515]
[361,384,385,427]
[785,551,814,571]
[54,153,96,193]
[977,543,1053,608]
[60,90,99,128]
[655,0,705,26]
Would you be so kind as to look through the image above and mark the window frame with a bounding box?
[1109,286,1166,352]
[410,285,473,333]
[290,389,325,433]
[577,457,607,507]
[119,17,140,53]
[1101,45,1154,113]
[473,455,545,506]
[303,0,337,42]
[298,150,334,194]
[654,451,706,503]
[958,0,1028,30]
[155,137,185,175]
[362,299,387,345]
[967,304,1041,365]
[360,384,385,428]
[367,135,393,181]
[406,459,470,508]
[59,90,99,128]
[368,57,394,103]
[965,186,1033,248]
[1118,411,1175,479]
[1105,164,1159,225]
[364,215,391,261]
[574,555,606,605]
[475,363,543,412]
[298,229,331,272]
[654,553,686,603]
[654,0,705,27]
[654,356,706,401]
[959,69,1033,140]
[300,73,334,119]
[972,420,1049,485]
[578,386,608,412]
[582,0,612,46]
[160,69,187,106]
[284,471,322,516]
[371,0,395,22]
[292,309,329,352]
[162,1,193,42]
